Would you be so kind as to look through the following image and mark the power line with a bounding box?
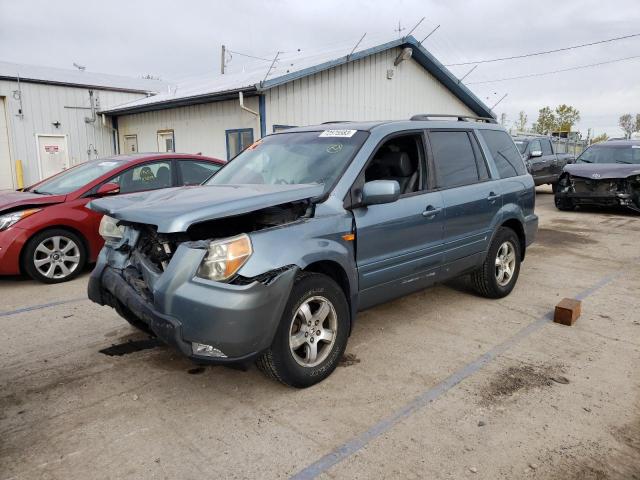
[467,54,640,85]
[227,50,274,62]
[446,32,640,66]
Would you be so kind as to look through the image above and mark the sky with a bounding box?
[1,0,639,137]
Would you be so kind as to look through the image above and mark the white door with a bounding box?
[157,130,175,153]
[0,97,14,190]
[37,135,69,180]
[124,134,138,153]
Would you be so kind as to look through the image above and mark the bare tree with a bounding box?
[619,114,635,139]
[514,111,527,132]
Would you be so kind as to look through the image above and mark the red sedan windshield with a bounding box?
[30,159,123,195]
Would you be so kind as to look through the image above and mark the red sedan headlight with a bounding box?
[0,209,41,231]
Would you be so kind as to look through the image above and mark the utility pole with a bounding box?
[221,45,226,74]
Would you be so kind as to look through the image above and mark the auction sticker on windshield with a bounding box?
[319,129,357,138]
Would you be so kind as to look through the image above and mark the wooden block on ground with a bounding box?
[554,298,581,326]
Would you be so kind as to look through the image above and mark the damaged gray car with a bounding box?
[88,118,537,387]
[555,140,640,212]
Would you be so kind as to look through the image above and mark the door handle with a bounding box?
[422,205,442,218]
[487,192,500,202]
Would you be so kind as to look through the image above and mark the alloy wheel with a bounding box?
[495,241,516,287]
[33,235,81,280]
[289,296,338,368]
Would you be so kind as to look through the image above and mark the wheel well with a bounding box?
[304,260,351,303]
[500,219,526,261]
[19,225,89,273]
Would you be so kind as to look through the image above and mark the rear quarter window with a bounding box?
[480,130,527,178]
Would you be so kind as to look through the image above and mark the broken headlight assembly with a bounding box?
[0,209,41,231]
[99,215,125,243]
[197,234,253,282]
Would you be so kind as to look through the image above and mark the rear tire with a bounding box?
[472,227,521,299]
[256,272,350,388]
[23,229,87,284]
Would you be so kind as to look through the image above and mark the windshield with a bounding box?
[29,159,122,195]
[208,130,368,193]
[514,140,528,154]
[576,145,640,165]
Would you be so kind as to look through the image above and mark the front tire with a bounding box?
[256,272,350,388]
[23,229,87,284]
[555,195,575,211]
[472,227,521,299]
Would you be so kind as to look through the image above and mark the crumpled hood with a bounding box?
[0,189,67,214]
[564,163,640,180]
[89,183,324,233]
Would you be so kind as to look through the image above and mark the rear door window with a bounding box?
[540,138,553,155]
[479,130,528,178]
[178,160,222,186]
[428,131,480,189]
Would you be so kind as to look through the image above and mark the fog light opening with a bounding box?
[192,342,227,358]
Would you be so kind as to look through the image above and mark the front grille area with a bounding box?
[573,178,622,194]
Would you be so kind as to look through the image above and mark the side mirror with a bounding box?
[529,150,542,158]
[361,180,400,206]
[96,182,120,196]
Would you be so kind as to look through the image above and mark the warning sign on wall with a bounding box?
[44,145,60,153]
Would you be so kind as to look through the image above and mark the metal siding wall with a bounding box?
[116,96,260,160]
[265,47,475,129]
[0,79,144,185]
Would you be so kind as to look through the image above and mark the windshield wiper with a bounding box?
[31,189,51,195]
[616,160,632,164]
[578,159,592,163]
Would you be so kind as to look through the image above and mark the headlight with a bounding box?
[0,209,41,231]
[99,215,125,242]
[197,234,252,281]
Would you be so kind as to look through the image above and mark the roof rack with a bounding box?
[410,114,497,124]
[321,120,351,124]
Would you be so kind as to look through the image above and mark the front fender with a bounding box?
[239,212,358,312]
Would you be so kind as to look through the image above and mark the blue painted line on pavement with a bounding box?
[291,271,622,480]
[0,297,87,317]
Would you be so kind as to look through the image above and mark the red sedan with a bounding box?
[0,153,224,283]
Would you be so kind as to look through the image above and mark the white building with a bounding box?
[101,36,494,161]
[0,62,165,189]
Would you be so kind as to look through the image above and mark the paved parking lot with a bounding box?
[1,187,639,480]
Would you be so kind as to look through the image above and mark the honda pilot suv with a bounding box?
[88,115,538,388]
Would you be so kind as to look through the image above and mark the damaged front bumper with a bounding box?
[555,190,639,210]
[89,241,298,364]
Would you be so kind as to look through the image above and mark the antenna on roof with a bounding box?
[73,62,86,71]
[403,17,425,41]
[491,93,508,110]
[262,51,283,84]
[458,64,478,83]
[347,33,367,61]
[419,25,440,45]
[394,21,405,38]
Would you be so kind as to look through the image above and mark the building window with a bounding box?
[157,130,175,153]
[273,124,297,133]
[225,128,254,160]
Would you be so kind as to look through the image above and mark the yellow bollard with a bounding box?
[15,159,24,189]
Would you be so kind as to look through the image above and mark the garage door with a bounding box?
[0,97,14,190]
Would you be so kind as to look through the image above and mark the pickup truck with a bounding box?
[513,136,573,191]
[88,116,538,388]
